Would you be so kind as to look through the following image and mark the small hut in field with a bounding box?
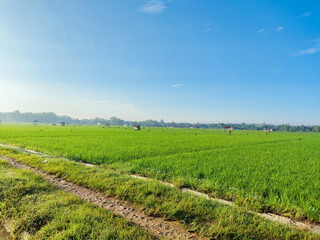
[134,124,141,130]
[33,120,39,125]
[59,122,65,126]
[264,128,273,135]
[222,126,233,135]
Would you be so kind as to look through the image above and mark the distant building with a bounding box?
[264,128,273,135]
[33,120,39,125]
[59,122,65,126]
[222,126,233,135]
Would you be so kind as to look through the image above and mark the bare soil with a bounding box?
[0,224,12,240]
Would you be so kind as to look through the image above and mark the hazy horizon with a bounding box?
[0,1,319,125]
[1,110,319,126]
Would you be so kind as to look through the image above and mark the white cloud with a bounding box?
[140,0,167,14]
[292,40,320,56]
[298,12,311,18]
[257,28,265,33]
[293,47,319,56]
[172,84,182,87]
[203,23,215,32]
[276,26,283,32]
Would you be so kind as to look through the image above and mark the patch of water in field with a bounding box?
[0,224,11,240]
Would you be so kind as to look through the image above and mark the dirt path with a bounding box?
[1,143,320,235]
[0,224,12,240]
[1,156,205,240]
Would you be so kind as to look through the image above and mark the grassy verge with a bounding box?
[0,148,318,239]
[0,159,157,240]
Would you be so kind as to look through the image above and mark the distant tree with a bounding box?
[110,117,125,126]
[0,110,318,132]
[262,122,266,130]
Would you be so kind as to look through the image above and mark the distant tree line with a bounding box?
[0,110,319,132]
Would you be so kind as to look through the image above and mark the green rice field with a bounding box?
[0,124,319,223]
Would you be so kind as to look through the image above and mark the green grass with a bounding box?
[0,159,157,240]
[118,140,320,222]
[0,149,318,240]
[0,124,319,223]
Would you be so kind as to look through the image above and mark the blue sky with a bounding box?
[0,0,319,124]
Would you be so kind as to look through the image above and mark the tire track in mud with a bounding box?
[1,155,205,240]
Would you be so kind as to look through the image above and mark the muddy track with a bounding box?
[1,156,205,240]
[1,143,320,235]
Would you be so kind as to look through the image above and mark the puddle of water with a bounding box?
[0,225,12,240]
